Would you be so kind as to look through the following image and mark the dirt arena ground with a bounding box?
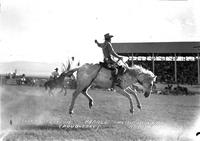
[1,85,200,141]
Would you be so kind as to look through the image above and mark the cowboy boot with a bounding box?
[111,74,117,89]
[111,68,118,90]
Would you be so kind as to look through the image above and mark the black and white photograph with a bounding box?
[1,0,200,141]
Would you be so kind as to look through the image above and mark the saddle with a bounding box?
[99,61,126,76]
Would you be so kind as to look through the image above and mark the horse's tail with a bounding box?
[65,68,78,77]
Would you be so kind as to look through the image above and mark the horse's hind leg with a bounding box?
[82,87,93,109]
[69,89,81,115]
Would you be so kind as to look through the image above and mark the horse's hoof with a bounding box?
[137,105,142,110]
[89,101,93,109]
[69,110,74,115]
[130,109,134,114]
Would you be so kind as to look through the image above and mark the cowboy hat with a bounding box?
[55,68,58,70]
[104,33,114,39]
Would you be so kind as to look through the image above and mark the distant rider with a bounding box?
[95,33,123,89]
[51,68,59,79]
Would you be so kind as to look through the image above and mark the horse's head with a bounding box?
[138,73,156,98]
[128,65,157,98]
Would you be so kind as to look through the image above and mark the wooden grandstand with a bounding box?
[113,41,200,84]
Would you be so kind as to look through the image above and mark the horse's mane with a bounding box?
[58,71,68,78]
[127,64,155,78]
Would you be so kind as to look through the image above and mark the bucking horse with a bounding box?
[65,60,157,115]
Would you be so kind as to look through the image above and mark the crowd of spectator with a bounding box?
[177,61,197,85]
[126,60,198,85]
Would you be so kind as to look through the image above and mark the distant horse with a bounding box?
[16,75,26,85]
[24,77,36,86]
[65,61,157,115]
[44,72,69,96]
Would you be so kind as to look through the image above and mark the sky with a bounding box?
[0,0,200,64]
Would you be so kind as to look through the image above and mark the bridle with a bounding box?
[137,78,143,86]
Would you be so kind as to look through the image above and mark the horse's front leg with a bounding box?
[59,87,64,94]
[49,88,54,96]
[127,87,142,110]
[115,86,134,114]
[48,89,51,96]
[59,85,67,96]
[64,87,67,96]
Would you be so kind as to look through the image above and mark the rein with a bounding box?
[87,65,103,86]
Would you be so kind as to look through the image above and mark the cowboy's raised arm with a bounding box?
[95,40,104,48]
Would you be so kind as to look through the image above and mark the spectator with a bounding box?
[126,59,197,85]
